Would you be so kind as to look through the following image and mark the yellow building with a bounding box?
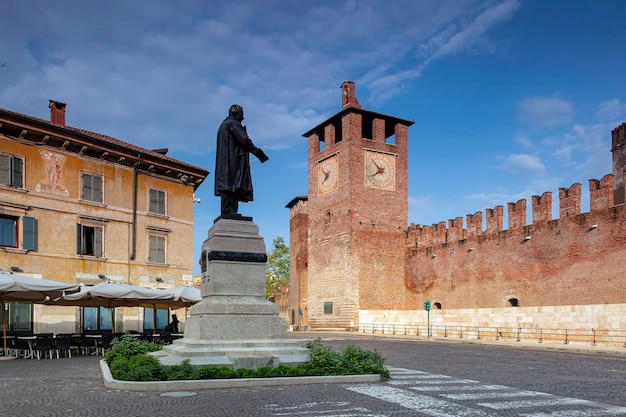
[0,100,208,334]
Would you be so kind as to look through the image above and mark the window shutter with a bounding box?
[12,157,23,188]
[157,236,165,263]
[0,154,10,185]
[76,224,82,254]
[149,189,158,213]
[94,227,103,257]
[81,173,92,200]
[149,189,166,214]
[22,216,37,251]
[149,235,157,262]
[158,192,165,215]
[93,175,103,203]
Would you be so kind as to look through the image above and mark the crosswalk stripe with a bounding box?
[346,384,494,417]
[409,384,511,392]
[393,374,453,380]
[408,384,510,392]
[478,397,594,409]
[441,390,547,400]
[520,409,626,416]
[345,368,626,417]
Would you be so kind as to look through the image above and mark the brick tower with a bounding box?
[291,81,414,329]
[611,122,626,204]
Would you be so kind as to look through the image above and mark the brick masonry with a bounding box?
[406,174,626,310]
[289,82,626,333]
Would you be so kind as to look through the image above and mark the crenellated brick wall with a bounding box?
[290,82,625,331]
[406,174,626,310]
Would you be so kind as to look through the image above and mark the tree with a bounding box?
[266,236,289,301]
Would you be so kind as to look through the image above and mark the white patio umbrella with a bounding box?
[155,286,201,309]
[49,282,174,333]
[0,272,80,354]
[147,286,202,331]
[135,286,201,334]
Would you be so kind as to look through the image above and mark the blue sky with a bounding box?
[2,1,626,276]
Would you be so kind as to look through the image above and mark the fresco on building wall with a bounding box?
[36,150,69,196]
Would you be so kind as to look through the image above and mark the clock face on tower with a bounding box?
[317,154,339,195]
[364,150,396,190]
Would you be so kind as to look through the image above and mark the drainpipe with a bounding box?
[130,155,141,262]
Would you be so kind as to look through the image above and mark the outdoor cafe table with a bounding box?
[16,336,36,359]
[1,335,14,357]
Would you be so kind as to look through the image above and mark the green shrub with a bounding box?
[305,337,341,373]
[303,338,389,378]
[165,359,197,380]
[338,344,390,378]
[104,336,389,381]
[104,334,161,365]
[125,354,165,381]
[109,356,130,380]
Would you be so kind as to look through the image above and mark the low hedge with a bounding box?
[104,335,389,381]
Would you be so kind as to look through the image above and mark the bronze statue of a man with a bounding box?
[214,104,268,216]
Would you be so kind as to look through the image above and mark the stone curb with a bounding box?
[100,360,382,392]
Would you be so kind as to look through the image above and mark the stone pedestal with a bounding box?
[153,218,308,368]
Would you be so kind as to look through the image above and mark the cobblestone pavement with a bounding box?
[0,333,624,416]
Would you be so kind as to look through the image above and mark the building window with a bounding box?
[0,215,37,250]
[508,298,519,307]
[0,153,23,188]
[0,215,18,247]
[149,188,166,215]
[6,302,33,332]
[76,223,103,257]
[323,301,333,315]
[144,307,168,332]
[81,173,103,203]
[83,307,112,331]
[148,234,166,263]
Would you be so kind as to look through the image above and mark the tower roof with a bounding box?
[302,81,414,139]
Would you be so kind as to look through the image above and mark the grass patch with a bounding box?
[104,335,389,381]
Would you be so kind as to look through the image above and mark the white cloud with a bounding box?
[423,0,520,62]
[595,99,626,122]
[501,154,546,175]
[408,195,436,226]
[518,96,574,127]
[467,191,513,207]
[514,134,535,149]
[0,0,523,154]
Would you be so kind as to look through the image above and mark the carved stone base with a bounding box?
[152,218,308,369]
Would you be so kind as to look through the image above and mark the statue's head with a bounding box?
[229,104,244,122]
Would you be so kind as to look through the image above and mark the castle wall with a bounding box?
[405,174,626,310]
[359,303,626,347]
[287,197,308,327]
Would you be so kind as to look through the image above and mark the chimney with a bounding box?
[49,100,67,127]
[341,81,361,110]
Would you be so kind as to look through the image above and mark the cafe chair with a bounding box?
[97,333,114,355]
[33,335,55,360]
[80,335,99,356]
[54,334,73,359]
